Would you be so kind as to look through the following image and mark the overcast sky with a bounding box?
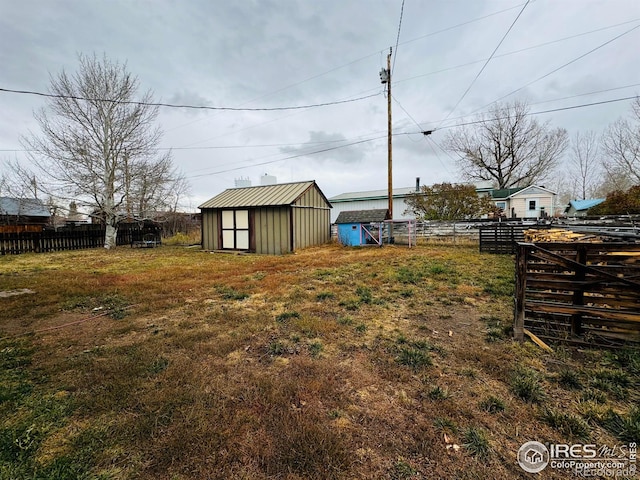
[1,0,639,210]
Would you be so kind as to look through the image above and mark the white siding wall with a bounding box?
[330,198,414,223]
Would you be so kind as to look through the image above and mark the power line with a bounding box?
[187,135,388,179]
[0,87,380,112]
[437,0,530,128]
[416,95,639,133]
[392,0,406,74]
[451,22,640,126]
[4,88,637,155]
[395,18,640,87]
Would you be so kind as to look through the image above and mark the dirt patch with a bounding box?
[0,288,35,298]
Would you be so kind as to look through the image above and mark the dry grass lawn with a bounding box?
[0,243,638,479]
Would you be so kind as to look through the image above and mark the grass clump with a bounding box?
[599,406,640,442]
[541,408,590,441]
[316,291,334,301]
[433,417,458,433]
[216,286,249,301]
[389,458,418,479]
[580,388,607,404]
[462,427,491,460]
[397,347,432,371]
[479,395,505,414]
[557,368,582,390]
[590,368,630,400]
[510,366,545,403]
[427,385,450,400]
[276,311,300,323]
[308,341,323,358]
[267,341,288,356]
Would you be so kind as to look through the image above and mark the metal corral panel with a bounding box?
[199,181,317,209]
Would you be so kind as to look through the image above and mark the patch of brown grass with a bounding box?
[0,244,634,479]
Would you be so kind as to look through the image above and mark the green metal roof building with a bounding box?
[198,181,332,254]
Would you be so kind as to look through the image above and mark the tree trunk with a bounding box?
[104,222,118,249]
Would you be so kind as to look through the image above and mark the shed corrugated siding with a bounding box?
[293,187,331,249]
[201,209,219,250]
[254,207,291,254]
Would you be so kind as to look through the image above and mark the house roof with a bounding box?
[329,186,418,202]
[487,187,526,199]
[198,181,330,209]
[0,197,50,217]
[335,209,390,224]
[568,198,605,211]
[485,185,557,199]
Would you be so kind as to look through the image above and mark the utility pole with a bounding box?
[380,48,393,219]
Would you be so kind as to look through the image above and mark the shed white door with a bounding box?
[221,210,249,249]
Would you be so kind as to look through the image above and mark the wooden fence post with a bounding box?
[514,243,528,341]
[570,245,587,337]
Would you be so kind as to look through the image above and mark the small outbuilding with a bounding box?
[335,209,390,247]
[199,181,331,254]
[565,198,605,217]
[0,197,51,232]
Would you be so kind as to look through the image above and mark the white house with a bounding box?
[477,185,558,219]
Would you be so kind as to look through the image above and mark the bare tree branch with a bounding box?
[444,100,568,189]
[21,53,185,248]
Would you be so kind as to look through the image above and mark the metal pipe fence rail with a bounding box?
[514,242,640,348]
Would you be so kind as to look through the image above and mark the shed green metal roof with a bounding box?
[198,181,329,209]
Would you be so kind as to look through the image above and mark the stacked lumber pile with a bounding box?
[524,228,603,243]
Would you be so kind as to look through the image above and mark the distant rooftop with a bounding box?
[568,198,606,211]
[0,197,50,217]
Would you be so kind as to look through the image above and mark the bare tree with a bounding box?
[568,131,601,200]
[601,96,640,187]
[22,53,183,248]
[444,100,568,189]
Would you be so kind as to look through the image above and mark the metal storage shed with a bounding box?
[199,181,332,254]
[335,209,390,247]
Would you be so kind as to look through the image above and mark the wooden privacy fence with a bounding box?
[514,242,640,347]
[0,224,162,255]
[0,229,105,254]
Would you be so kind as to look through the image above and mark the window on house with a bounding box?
[496,202,506,210]
[528,200,537,211]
